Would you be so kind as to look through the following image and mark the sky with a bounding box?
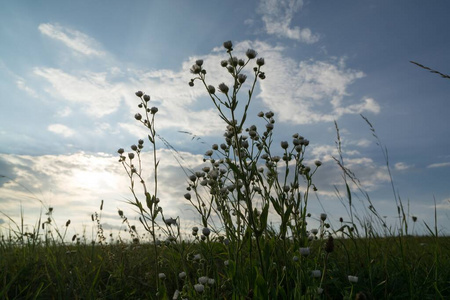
[1,0,450,241]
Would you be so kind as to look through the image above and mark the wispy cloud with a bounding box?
[48,124,76,137]
[38,23,105,56]
[394,162,413,171]
[16,78,38,98]
[257,0,319,43]
[427,162,450,168]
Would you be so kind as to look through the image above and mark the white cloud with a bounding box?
[394,162,413,171]
[48,124,75,137]
[38,23,105,56]
[427,162,450,168]
[34,68,125,117]
[258,0,319,43]
[16,78,38,98]
[252,45,379,124]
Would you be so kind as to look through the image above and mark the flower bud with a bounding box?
[143,94,150,102]
[135,113,142,120]
[223,40,233,50]
[207,85,215,94]
[256,57,265,66]
[281,141,289,149]
[184,193,191,200]
[135,91,143,97]
[220,60,228,67]
[131,144,138,151]
[237,74,247,84]
[218,83,229,94]
[117,148,124,154]
[196,59,203,66]
[202,227,211,237]
[150,107,158,114]
[246,49,257,59]
[128,153,135,160]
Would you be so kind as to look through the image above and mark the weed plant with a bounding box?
[1,41,450,299]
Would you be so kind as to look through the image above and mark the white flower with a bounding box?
[194,283,204,293]
[193,254,201,261]
[293,256,299,262]
[300,247,310,256]
[311,270,321,278]
[224,260,229,266]
[172,289,180,300]
[198,276,208,284]
[179,271,186,279]
[158,273,166,279]
[207,278,215,285]
[317,287,323,294]
[348,275,359,283]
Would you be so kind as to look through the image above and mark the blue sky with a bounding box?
[1,0,450,239]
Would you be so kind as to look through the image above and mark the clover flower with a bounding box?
[246,49,257,59]
[194,283,204,293]
[300,247,310,256]
[198,276,208,284]
[218,83,229,94]
[311,270,321,278]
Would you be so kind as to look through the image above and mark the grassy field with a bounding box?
[2,42,449,299]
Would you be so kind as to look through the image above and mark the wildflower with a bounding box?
[227,66,234,73]
[194,283,204,293]
[224,260,229,266]
[256,57,265,66]
[246,49,257,59]
[184,193,191,200]
[229,56,238,66]
[189,81,194,87]
[220,60,228,67]
[207,85,215,94]
[310,228,318,236]
[311,270,321,278]
[300,247,310,256]
[150,107,158,114]
[348,275,359,283]
[117,148,124,154]
[315,160,322,167]
[198,276,208,284]
[223,40,233,50]
[158,273,166,280]
[195,59,203,66]
[192,226,199,232]
[131,144,138,151]
[202,227,211,237]
[135,113,142,120]
[179,271,186,279]
[293,256,299,262]
[189,174,197,182]
[237,74,247,84]
[218,83,229,94]
[207,278,215,285]
[164,217,177,226]
[193,254,201,261]
[317,288,323,294]
[190,64,201,74]
[128,153,135,160]
[320,213,327,221]
[281,141,289,149]
[135,91,143,97]
[412,216,418,222]
[173,289,180,300]
[205,150,213,156]
[257,111,264,117]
